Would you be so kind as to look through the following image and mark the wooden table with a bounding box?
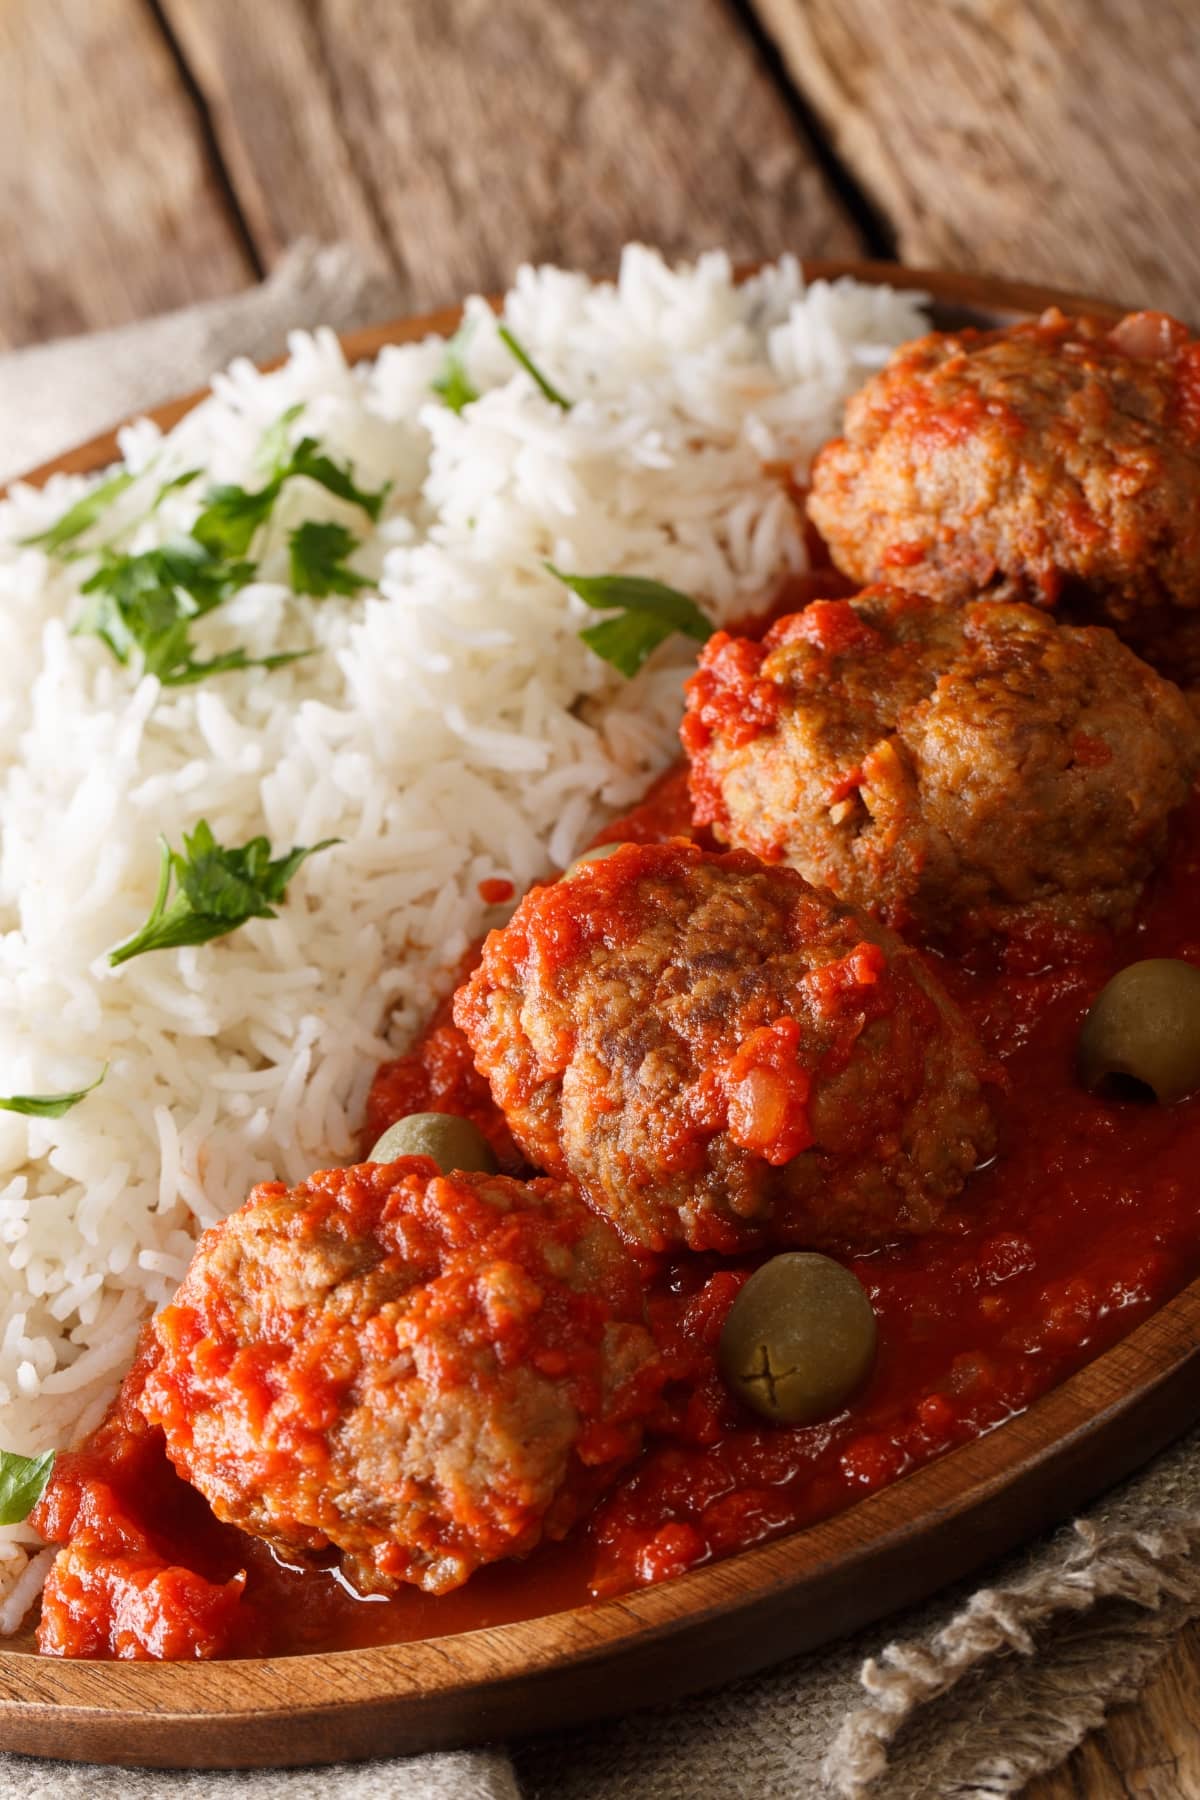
[4,1,1199,1790]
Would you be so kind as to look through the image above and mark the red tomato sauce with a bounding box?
[30,770,1200,1660]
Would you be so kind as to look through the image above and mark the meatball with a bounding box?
[137,1161,662,1597]
[683,588,1200,945]
[807,309,1200,628]
[453,843,995,1255]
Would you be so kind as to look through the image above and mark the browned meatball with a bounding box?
[807,309,1200,629]
[453,843,995,1256]
[137,1161,662,1596]
[683,588,1199,946]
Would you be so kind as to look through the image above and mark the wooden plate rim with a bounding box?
[2,260,1182,1769]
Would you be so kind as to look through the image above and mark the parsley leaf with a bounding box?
[158,644,311,688]
[289,521,369,597]
[154,468,203,503]
[192,483,281,559]
[0,1450,55,1526]
[256,402,306,477]
[0,1067,107,1119]
[545,564,711,676]
[192,437,387,561]
[109,821,339,966]
[24,467,203,564]
[498,327,572,410]
[432,327,480,414]
[20,471,135,553]
[74,540,301,687]
[288,439,389,522]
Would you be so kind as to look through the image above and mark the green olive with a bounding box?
[564,841,627,877]
[1077,958,1200,1104]
[718,1252,877,1426]
[368,1112,498,1175]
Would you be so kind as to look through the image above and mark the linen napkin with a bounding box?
[0,241,400,484]
[3,242,1200,1799]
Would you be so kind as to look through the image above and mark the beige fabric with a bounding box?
[0,241,401,484]
[0,1750,521,1799]
[3,245,1199,1798]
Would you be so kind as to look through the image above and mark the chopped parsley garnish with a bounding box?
[498,327,572,410]
[289,521,369,597]
[75,541,303,687]
[20,470,135,554]
[545,564,710,676]
[192,484,279,559]
[109,821,338,966]
[286,439,388,521]
[255,402,306,476]
[0,1450,55,1526]
[432,327,481,414]
[0,1067,106,1119]
[34,412,384,689]
[192,436,387,560]
[153,468,203,503]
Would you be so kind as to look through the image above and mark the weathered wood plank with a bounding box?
[156,0,862,310]
[1030,1621,1200,1799]
[0,0,254,350]
[752,0,1200,317]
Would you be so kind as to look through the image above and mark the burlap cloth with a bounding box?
[4,243,1200,1798]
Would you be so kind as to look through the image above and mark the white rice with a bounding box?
[0,247,927,1609]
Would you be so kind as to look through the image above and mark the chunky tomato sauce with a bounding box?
[30,768,1200,1660]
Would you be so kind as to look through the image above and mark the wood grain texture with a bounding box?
[1031,1627,1200,1799]
[3,267,1197,1779]
[0,0,254,350]
[155,0,861,312]
[752,0,1200,319]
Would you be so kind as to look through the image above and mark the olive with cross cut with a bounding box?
[717,1252,878,1425]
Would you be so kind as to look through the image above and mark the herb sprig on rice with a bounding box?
[76,540,303,687]
[109,823,338,967]
[0,1071,106,1119]
[545,564,710,677]
[34,420,389,687]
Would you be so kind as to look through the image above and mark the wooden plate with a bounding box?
[5,261,1190,1773]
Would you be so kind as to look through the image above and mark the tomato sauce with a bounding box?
[30,768,1200,1660]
